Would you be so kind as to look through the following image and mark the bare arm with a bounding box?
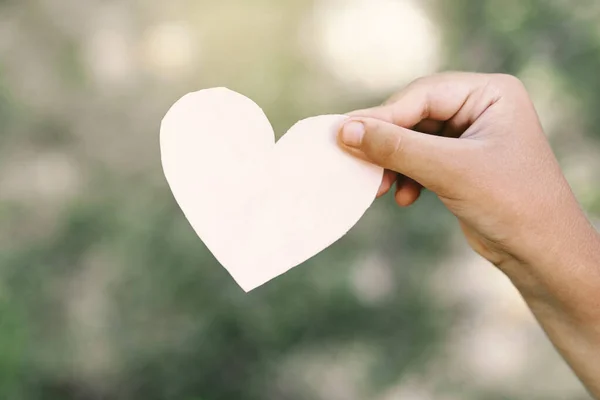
[338,72,600,397]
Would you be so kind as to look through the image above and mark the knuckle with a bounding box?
[490,73,526,93]
[405,75,432,94]
[410,75,428,87]
[369,127,404,166]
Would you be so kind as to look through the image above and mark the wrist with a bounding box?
[499,219,600,316]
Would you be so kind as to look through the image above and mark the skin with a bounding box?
[338,72,600,397]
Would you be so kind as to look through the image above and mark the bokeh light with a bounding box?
[310,0,440,93]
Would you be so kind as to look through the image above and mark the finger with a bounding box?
[347,72,493,132]
[377,170,397,197]
[395,178,422,207]
[339,117,473,191]
[413,119,444,135]
[395,173,410,188]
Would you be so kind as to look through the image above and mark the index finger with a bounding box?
[347,72,494,129]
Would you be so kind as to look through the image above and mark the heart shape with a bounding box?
[160,88,383,291]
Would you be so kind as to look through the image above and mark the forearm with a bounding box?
[502,220,600,397]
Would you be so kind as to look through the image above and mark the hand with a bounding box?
[339,72,595,271]
[338,72,600,396]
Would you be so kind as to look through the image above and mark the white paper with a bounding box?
[160,88,383,291]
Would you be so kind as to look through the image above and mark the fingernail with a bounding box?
[341,121,365,148]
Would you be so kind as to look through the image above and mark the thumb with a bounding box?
[339,117,471,192]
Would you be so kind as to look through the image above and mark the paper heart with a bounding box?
[160,88,383,291]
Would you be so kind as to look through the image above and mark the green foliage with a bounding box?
[0,299,26,399]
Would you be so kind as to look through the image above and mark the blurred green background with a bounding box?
[1,0,599,399]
